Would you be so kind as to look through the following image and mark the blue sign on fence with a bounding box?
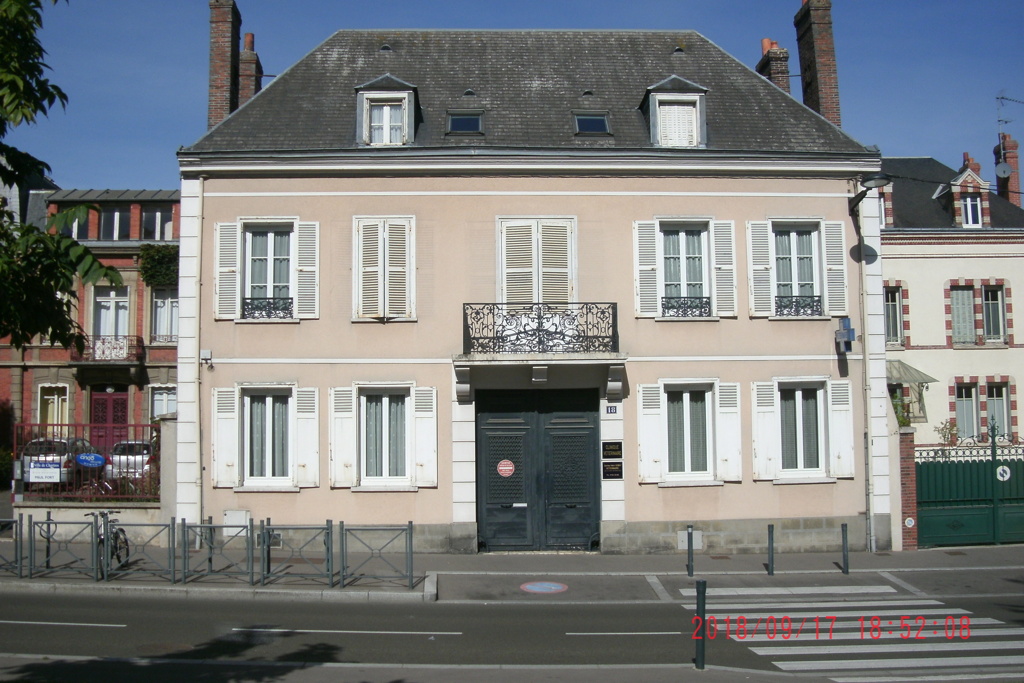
[76,453,106,468]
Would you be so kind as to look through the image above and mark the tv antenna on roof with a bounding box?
[996,93,1023,177]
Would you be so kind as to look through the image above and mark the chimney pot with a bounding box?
[994,133,1021,208]
[761,37,772,55]
[794,0,841,127]
[244,32,255,51]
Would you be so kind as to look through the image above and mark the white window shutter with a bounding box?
[215,223,240,320]
[634,221,659,316]
[658,102,695,146]
[502,221,537,303]
[211,387,239,487]
[294,387,319,487]
[539,220,572,303]
[711,221,737,317]
[637,384,665,483]
[357,220,384,318]
[715,383,742,481]
[751,381,778,480]
[385,220,412,318]
[412,386,438,487]
[823,221,848,316]
[295,222,319,319]
[828,380,856,478]
[747,222,773,316]
[329,387,357,487]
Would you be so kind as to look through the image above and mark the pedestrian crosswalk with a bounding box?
[681,584,1024,681]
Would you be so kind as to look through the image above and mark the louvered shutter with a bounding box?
[637,384,665,483]
[215,223,240,319]
[211,387,239,487]
[634,221,659,316]
[295,222,319,319]
[502,221,536,303]
[822,221,848,316]
[828,380,856,478]
[294,388,319,487]
[329,387,357,487]
[412,386,437,487]
[715,383,742,481]
[539,220,572,303]
[950,288,975,343]
[357,220,384,318]
[747,222,773,316]
[385,220,412,318]
[658,102,695,147]
[751,382,778,480]
[711,221,737,317]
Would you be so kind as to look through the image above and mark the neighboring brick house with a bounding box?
[174,0,892,553]
[880,142,1024,446]
[0,191,180,461]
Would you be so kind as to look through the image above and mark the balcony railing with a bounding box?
[71,336,145,362]
[774,295,823,317]
[464,302,618,354]
[243,297,294,319]
[661,296,712,318]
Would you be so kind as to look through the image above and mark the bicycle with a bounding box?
[85,511,130,579]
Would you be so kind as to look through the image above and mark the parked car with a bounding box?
[19,437,97,486]
[104,440,155,480]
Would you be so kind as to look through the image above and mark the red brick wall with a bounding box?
[208,0,240,130]
[899,427,917,550]
[794,0,841,127]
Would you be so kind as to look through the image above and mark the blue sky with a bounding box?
[7,0,1024,190]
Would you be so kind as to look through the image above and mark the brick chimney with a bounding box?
[961,152,982,176]
[994,133,1021,208]
[238,32,264,106]
[756,38,791,94]
[208,0,241,130]
[794,0,841,127]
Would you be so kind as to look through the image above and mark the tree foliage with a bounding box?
[139,243,179,288]
[0,0,122,353]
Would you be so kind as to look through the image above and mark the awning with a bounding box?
[886,359,938,385]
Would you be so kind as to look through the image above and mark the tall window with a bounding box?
[884,287,903,345]
[983,285,1006,342]
[244,226,292,319]
[360,390,408,482]
[151,288,178,343]
[961,193,982,227]
[244,391,290,481]
[955,384,979,439]
[950,287,975,344]
[780,387,821,471]
[359,91,412,146]
[100,206,130,240]
[774,225,821,316]
[987,384,1009,436]
[354,217,414,320]
[39,385,69,425]
[661,224,709,317]
[666,388,709,474]
[93,286,129,337]
[151,386,177,418]
[142,205,174,241]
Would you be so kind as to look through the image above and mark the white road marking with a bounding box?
[775,654,1024,671]
[680,585,896,596]
[645,574,673,601]
[0,619,125,628]
[734,625,1022,641]
[754,639,1019,655]
[879,570,928,597]
[233,627,461,636]
[566,631,681,636]
[683,599,942,610]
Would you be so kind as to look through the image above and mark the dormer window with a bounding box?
[961,193,982,227]
[653,94,700,147]
[355,78,417,146]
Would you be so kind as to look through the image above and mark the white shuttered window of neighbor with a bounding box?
[354,217,414,320]
[499,218,575,303]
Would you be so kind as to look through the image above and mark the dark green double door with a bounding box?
[476,390,600,551]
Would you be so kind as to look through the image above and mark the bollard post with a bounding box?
[687,524,694,578]
[841,523,849,574]
[45,511,52,570]
[767,523,775,576]
[694,579,706,670]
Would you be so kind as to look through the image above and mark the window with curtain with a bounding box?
[666,388,709,474]
[39,385,69,425]
[151,387,177,419]
[780,387,821,471]
[982,285,1006,342]
[986,383,1009,436]
[151,288,178,343]
[245,392,290,480]
[244,226,292,318]
[361,391,408,481]
[955,384,979,439]
[660,223,709,316]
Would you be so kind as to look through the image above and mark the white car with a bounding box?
[20,437,97,486]
[104,440,155,480]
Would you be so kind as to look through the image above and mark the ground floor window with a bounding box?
[244,391,290,481]
[361,390,409,482]
[780,386,822,471]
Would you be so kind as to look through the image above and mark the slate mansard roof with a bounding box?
[184,30,872,159]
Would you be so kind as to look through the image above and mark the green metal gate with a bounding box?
[916,431,1024,547]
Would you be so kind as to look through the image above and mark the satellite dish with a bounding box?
[996,162,1013,178]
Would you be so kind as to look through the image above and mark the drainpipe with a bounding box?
[196,175,207,524]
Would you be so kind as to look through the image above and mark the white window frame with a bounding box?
[151,287,178,343]
[353,216,415,321]
[883,286,904,345]
[986,383,1010,436]
[773,222,821,304]
[244,223,294,314]
[961,193,982,227]
[359,387,412,486]
[955,383,980,439]
[650,93,704,148]
[777,383,826,475]
[142,204,174,241]
[99,206,131,240]
[982,285,1006,342]
[150,385,177,419]
[497,217,577,303]
[663,383,714,480]
[358,91,413,146]
[242,388,294,485]
[92,285,130,337]
[38,384,69,425]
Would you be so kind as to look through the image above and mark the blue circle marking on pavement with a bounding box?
[520,581,568,594]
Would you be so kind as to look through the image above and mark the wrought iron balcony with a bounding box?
[243,297,294,319]
[661,296,712,318]
[71,336,145,362]
[464,302,618,354]
[774,295,823,317]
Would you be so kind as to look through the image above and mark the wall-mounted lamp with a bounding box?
[200,349,214,371]
[849,172,893,212]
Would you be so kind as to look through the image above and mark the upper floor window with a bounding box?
[100,206,130,240]
[59,215,87,240]
[634,219,736,318]
[884,286,904,345]
[499,218,575,304]
[574,112,610,135]
[747,220,848,318]
[359,91,413,146]
[447,111,482,135]
[983,285,1006,341]
[949,281,1009,345]
[142,205,174,241]
[151,288,178,344]
[955,383,979,439]
[651,94,702,147]
[961,193,982,227]
[354,217,415,321]
[986,383,1010,436]
[214,219,319,321]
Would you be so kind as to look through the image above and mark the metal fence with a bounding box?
[0,516,415,588]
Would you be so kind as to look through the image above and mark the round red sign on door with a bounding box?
[497,459,515,477]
